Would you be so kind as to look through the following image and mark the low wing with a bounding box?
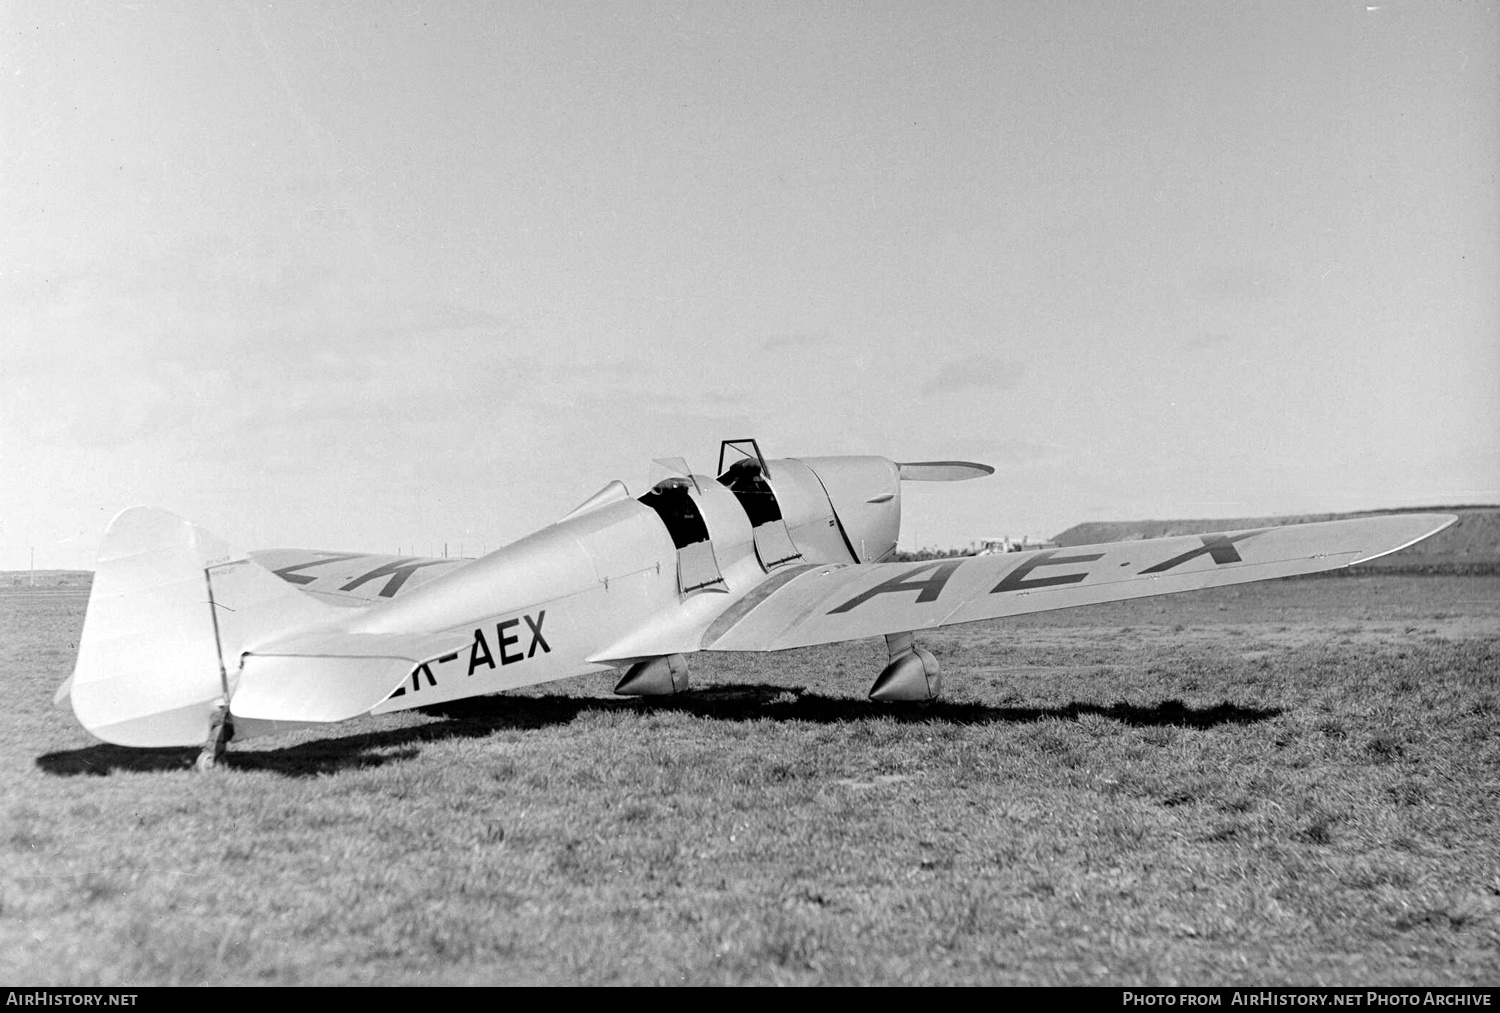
[701,514,1455,652]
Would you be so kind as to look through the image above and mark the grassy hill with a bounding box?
[1052,507,1500,574]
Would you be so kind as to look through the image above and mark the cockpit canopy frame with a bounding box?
[717,439,771,481]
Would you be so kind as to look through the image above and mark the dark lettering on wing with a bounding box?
[989,551,1104,594]
[828,561,962,615]
[1140,531,1268,575]
[271,553,366,585]
[339,557,451,597]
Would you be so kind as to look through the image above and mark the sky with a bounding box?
[3,1,1497,569]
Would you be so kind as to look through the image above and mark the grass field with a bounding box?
[2,575,1497,985]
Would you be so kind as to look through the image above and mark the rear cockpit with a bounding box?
[638,461,730,596]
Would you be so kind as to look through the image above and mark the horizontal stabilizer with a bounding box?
[897,461,994,482]
[232,653,417,724]
[230,626,470,725]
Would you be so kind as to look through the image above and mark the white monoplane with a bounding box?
[57,439,1454,764]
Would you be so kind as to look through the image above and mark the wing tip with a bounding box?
[1348,512,1459,567]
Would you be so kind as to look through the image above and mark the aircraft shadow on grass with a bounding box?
[35,687,1279,779]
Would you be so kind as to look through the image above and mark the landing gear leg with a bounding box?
[868,632,942,702]
[195,701,234,771]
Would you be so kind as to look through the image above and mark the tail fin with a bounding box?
[62,507,346,747]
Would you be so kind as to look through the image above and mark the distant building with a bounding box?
[975,536,1059,555]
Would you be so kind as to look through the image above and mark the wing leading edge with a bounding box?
[701,513,1456,653]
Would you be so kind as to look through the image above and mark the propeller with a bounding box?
[896,461,995,482]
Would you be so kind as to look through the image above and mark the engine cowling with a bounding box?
[712,442,990,570]
[762,455,902,564]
